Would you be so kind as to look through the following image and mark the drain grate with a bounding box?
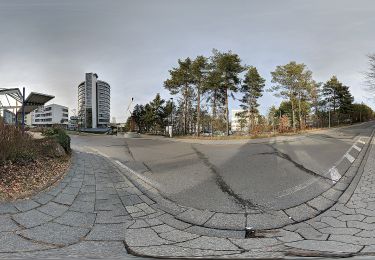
[245,227,265,238]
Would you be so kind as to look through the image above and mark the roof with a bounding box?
[0,88,23,103]
[22,92,55,114]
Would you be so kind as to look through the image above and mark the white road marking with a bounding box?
[115,160,161,189]
[277,178,319,198]
[358,139,366,144]
[88,147,161,190]
[329,167,341,184]
[344,153,355,163]
[353,145,361,152]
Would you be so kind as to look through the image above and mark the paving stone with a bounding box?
[176,236,239,251]
[320,210,343,218]
[176,208,214,226]
[329,234,375,246]
[0,232,53,253]
[140,194,155,205]
[61,186,81,195]
[286,240,362,253]
[135,203,156,214]
[321,188,342,202]
[307,196,335,211]
[120,195,144,206]
[80,185,96,193]
[130,245,240,257]
[247,211,293,229]
[285,204,318,222]
[159,229,200,242]
[320,216,346,228]
[283,222,311,232]
[53,193,76,205]
[12,199,40,212]
[295,227,329,240]
[95,210,131,224]
[12,209,54,228]
[204,213,245,230]
[32,193,54,205]
[0,203,19,214]
[38,202,68,217]
[337,214,365,222]
[145,218,164,226]
[305,220,329,229]
[55,241,128,257]
[125,205,142,214]
[357,208,375,217]
[158,213,191,230]
[86,222,134,240]
[0,215,20,232]
[54,211,96,228]
[151,224,177,234]
[185,225,246,238]
[361,245,375,253]
[95,200,122,211]
[129,219,150,229]
[334,204,356,214]
[19,222,89,246]
[355,230,375,237]
[125,227,173,246]
[69,200,95,213]
[319,227,361,235]
[274,229,303,243]
[230,237,280,250]
[364,216,375,223]
[347,220,375,230]
[75,192,96,202]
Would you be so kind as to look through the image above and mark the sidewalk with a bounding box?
[0,137,374,258]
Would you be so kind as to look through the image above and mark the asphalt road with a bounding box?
[71,121,375,214]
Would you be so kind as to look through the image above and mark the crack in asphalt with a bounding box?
[191,144,261,211]
[263,144,333,182]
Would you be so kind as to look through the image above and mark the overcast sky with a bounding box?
[0,0,374,122]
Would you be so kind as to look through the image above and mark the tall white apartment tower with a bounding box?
[78,73,110,128]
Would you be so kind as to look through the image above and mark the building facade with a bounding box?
[31,104,69,126]
[78,73,110,128]
[0,109,16,124]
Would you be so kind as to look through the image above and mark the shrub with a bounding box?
[0,122,36,164]
[42,128,71,153]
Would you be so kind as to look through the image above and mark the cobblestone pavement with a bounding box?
[0,136,375,258]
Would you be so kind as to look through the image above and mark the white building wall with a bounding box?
[31,104,69,126]
[231,109,249,132]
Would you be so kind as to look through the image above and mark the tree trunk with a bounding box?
[225,88,229,136]
[197,87,201,137]
[298,93,302,130]
[184,85,188,135]
[290,93,296,131]
[212,91,216,136]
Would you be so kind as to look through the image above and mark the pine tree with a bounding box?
[210,49,245,136]
[164,58,194,135]
[239,66,265,133]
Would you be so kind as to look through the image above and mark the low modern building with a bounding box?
[31,104,69,127]
[78,73,110,129]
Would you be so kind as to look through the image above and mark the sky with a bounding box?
[0,0,374,122]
